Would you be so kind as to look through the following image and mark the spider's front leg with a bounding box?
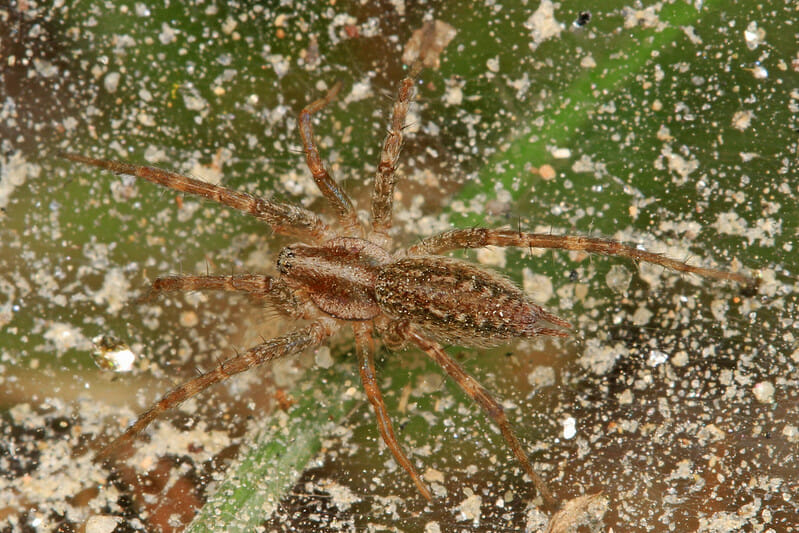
[369,69,420,246]
[298,82,360,234]
[409,228,757,289]
[140,273,276,301]
[61,153,330,243]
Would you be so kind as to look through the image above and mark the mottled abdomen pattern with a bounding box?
[375,257,570,347]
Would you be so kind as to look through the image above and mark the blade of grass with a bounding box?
[188,360,359,532]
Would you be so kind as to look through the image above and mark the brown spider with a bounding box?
[63,55,755,507]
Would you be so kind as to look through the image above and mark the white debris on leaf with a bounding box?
[92,267,131,314]
[456,493,483,526]
[318,479,360,511]
[562,416,577,439]
[528,365,556,388]
[103,71,121,93]
[476,245,506,268]
[731,109,754,131]
[314,346,334,369]
[43,321,91,354]
[622,5,665,30]
[580,338,627,375]
[402,20,457,69]
[744,21,766,50]
[752,381,775,404]
[525,0,563,50]
[1,151,41,210]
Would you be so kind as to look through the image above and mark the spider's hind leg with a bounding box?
[396,321,558,506]
[353,322,432,500]
[96,320,336,460]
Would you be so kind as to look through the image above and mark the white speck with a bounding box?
[457,493,483,526]
[525,0,563,50]
[671,350,689,367]
[179,310,198,328]
[424,521,442,533]
[86,515,121,533]
[346,78,373,103]
[183,93,208,112]
[750,65,768,79]
[731,109,754,131]
[33,58,58,77]
[476,246,506,268]
[752,381,775,404]
[523,268,554,303]
[744,21,765,50]
[647,350,668,367]
[527,366,556,388]
[103,72,121,93]
[159,22,178,45]
[782,425,799,443]
[562,416,577,439]
[486,56,500,73]
[444,84,463,106]
[92,268,131,314]
[551,147,571,159]
[580,54,596,68]
[43,322,90,354]
[605,264,632,293]
[1,151,41,210]
[315,346,334,369]
[618,389,633,405]
[221,16,237,35]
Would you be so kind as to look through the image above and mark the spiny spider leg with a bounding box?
[369,65,423,244]
[142,274,276,300]
[409,228,757,288]
[61,153,330,242]
[353,322,432,500]
[400,322,557,506]
[298,81,360,233]
[97,320,337,460]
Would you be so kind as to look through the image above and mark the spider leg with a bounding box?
[298,82,360,233]
[408,228,756,288]
[395,321,557,506]
[369,65,422,245]
[352,322,432,500]
[61,153,330,242]
[141,274,276,301]
[96,319,337,460]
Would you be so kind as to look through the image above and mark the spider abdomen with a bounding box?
[375,257,570,347]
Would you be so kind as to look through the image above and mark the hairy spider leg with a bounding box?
[97,320,338,460]
[141,274,276,301]
[399,322,557,506]
[353,322,432,500]
[298,81,360,234]
[60,153,330,243]
[369,67,422,246]
[409,228,756,288]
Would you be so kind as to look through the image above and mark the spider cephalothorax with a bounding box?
[64,32,755,506]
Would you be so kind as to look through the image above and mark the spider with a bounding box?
[63,54,755,507]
